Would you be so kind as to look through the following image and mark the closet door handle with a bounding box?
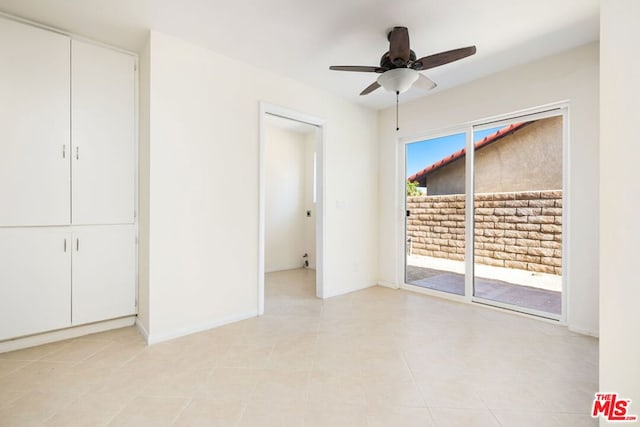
[62,144,66,159]
[64,238,67,252]
[76,238,79,252]
[75,146,79,160]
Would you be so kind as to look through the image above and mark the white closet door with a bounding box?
[72,226,136,325]
[0,18,70,226]
[72,40,135,225]
[0,228,71,340]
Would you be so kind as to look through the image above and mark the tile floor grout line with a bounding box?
[169,396,193,426]
[0,359,35,379]
[487,406,506,427]
[101,393,132,426]
[234,401,250,427]
[399,348,439,426]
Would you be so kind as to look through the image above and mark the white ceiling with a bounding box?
[0,0,599,110]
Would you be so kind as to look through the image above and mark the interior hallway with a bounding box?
[0,269,597,426]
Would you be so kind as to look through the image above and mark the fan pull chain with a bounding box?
[396,91,400,131]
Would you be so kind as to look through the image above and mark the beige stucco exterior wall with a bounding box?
[425,116,562,195]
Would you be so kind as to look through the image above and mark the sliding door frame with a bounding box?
[397,102,569,322]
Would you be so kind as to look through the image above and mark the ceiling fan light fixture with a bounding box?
[377,68,419,94]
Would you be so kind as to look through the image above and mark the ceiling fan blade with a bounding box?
[389,26,410,66]
[413,74,437,91]
[359,81,381,96]
[329,65,383,73]
[414,46,476,70]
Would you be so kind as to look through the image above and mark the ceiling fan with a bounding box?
[329,26,476,96]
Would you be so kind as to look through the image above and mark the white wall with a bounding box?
[265,124,308,272]
[378,43,599,335]
[136,34,150,336]
[600,0,640,422]
[144,31,377,342]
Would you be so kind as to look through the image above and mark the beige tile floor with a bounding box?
[0,268,598,426]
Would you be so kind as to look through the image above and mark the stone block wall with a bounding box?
[407,190,562,275]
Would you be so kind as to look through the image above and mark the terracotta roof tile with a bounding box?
[407,122,531,184]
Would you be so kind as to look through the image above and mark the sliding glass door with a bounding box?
[405,132,466,295]
[403,108,566,319]
[472,115,563,318]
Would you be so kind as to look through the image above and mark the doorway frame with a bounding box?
[258,102,326,315]
[397,102,569,322]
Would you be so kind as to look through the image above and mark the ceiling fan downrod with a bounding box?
[396,91,400,131]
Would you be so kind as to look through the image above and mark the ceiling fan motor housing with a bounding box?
[380,50,417,70]
[387,26,411,66]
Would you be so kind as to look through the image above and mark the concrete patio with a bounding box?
[406,255,562,315]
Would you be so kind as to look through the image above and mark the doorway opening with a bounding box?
[403,106,567,320]
[258,103,325,315]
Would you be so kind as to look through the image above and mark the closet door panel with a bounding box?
[0,228,71,340]
[72,226,136,325]
[0,18,71,226]
[72,40,135,225]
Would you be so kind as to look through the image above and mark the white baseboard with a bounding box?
[377,280,399,289]
[322,283,376,299]
[135,319,150,343]
[0,316,137,354]
[568,325,599,338]
[264,263,304,273]
[145,310,258,345]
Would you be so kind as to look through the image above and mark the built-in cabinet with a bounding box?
[72,40,136,225]
[71,227,136,326]
[0,18,71,226]
[0,226,136,341]
[0,17,137,342]
[0,228,71,340]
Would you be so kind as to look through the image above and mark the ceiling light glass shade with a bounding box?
[377,68,419,94]
[414,74,437,91]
